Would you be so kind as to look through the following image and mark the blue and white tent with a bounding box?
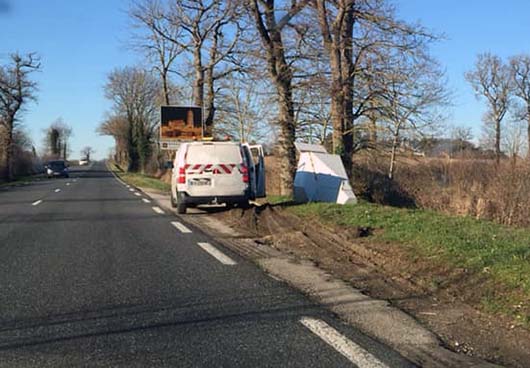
[293,143,357,205]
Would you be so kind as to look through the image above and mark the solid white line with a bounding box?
[171,221,192,233]
[152,206,164,214]
[197,242,236,265]
[142,198,151,204]
[32,200,42,206]
[134,192,142,197]
[54,188,61,193]
[300,317,389,368]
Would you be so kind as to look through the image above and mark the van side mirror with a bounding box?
[164,161,174,169]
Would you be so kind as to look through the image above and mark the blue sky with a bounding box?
[395,0,530,140]
[1,1,530,158]
[0,0,139,159]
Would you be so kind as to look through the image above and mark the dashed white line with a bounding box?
[32,200,42,206]
[129,188,135,192]
[300,317,390,368]
[134,192,142,197]
[54,188,61,193]
[171,221,192,233]
[66,183,71,186]
[197,242,236,265]
[142,198,151,204]
[152,206,164,214]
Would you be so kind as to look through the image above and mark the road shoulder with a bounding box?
[136,186,499,368]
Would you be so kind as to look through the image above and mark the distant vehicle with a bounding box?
[79,158,89,166]
[168,141,266,214]
[45,160,69,178]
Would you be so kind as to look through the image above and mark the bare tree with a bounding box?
[131,0,242,135]
[314,0,437,175]
[246,0,310,196]
[382,54,448,179]
[81,146,95,161]
[215,74,272,142]
[450,125,474,156]
[98,114,129,166]
[314,0,355,171]
[130,0,182,105]
[0,53,40,180]
[466,53,512,164]
[103,67,161,172]
[502,118,527,164]
[509,54,530,159]
[44,118,72,160]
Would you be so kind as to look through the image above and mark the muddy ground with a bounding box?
[212,204,530,368]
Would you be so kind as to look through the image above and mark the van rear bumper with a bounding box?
[181,192,248,205]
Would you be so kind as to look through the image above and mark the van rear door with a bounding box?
[184,143,247,197]
[243,144,266,199]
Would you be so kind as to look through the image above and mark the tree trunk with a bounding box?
[329,59,344,156]
[368,113,378,145]
[193,45,204,109]
[389,131,399,179]
[162,67,170,105]
[249,0,304,197]
[527,108,530,159]
[275,77,297,197]
[317,0,355,177]
[4,123,13,181]
[495,118,501,164]
[204,65,215,137]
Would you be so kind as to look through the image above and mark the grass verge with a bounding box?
[287,201,530,326]
[0,174,43,188]
[108,163,170,193]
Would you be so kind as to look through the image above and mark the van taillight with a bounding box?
[241,165,249,183]
[178,167,186,184]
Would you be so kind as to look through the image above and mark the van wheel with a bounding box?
[170,192,177,208]
[176,192,187,214]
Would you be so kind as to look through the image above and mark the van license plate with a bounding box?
[189,178,211,186]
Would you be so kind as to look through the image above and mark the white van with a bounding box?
[169,141,265,214]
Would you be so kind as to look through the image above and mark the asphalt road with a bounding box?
[0,162,415,367]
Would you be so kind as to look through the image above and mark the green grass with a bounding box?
[287,201,530,322]
[109,163,170,193]
[0,174,42,188]
[266,195,292,205]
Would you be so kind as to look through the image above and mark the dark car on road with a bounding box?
[45,160,69,178]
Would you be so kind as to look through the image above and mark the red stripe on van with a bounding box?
[219,164,232,174]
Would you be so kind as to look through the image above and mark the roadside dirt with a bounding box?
[213,204,530,368]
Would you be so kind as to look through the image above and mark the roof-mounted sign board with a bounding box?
[160,106,203,149]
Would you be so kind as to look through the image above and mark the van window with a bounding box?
[186,144,241,164]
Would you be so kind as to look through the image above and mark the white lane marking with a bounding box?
[66,183,71,186]
[171,221,192,233]
[142,198,151,204]
[197,242,236,266]
[152,206,164,214]
[300,317,390,368]
[32,200,43,206]
[134,192,142,197]
[73,179,77,182]
[54,188,61,193]
[129,188,135,192]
